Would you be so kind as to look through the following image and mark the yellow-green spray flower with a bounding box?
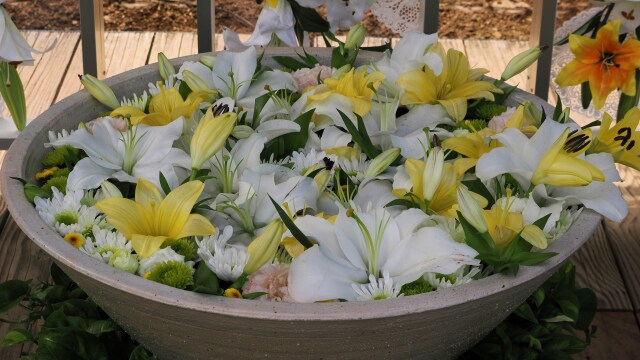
[96,179,215,258]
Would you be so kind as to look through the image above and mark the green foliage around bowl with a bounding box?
[0,262,596,359]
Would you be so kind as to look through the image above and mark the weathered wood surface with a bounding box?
[1,31,639,359]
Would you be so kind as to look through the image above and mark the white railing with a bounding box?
[81,0,556,99]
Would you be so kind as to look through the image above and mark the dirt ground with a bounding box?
[4,0,591,40]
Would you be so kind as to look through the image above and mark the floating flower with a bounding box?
[96,179,215,258]
[223,0,297,51]
[51,117,190,191]
[556,20,640,109]
[35,187,104,236]
[396,44,499,122]
[80,225,132,263]
[476,120,605,189]
[242,263,294,302]
[590,108,640,170]
[197,226,249,282]
[190,108,237,171]
[287,208,479,302]
[296,0,375,31]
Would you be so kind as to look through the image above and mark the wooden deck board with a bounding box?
[605,165,640,311]
[572,224,634,311]
[1,31,640,358]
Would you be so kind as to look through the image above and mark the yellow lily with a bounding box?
[190,108,237,170]
[556,20,640,110]
[95,179,215,258]
[532,128,605,187]
[244,220,286,274]
[307,67,385,117]
[442,127,498,176]
[393,151,487,216]
[483,190,548,250]
[111,85,216,126]
[396,43,499,122]
[590,108,640,170]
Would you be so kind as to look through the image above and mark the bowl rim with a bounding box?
[0,48,602,321]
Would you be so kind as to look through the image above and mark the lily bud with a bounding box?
[457,186,488,234]
[80,74,120,110]
[190,108,237,170]
[422,147,444,201]
[501,46,545,81]
[365,147,400,178]
[313,169,331,191]
[100,180,123,199]
[182,70,209,92]
[331,64,352,79]
[344,23,365,50]
[158,52,176,81]
[244,220,286,274]
[199,55,216,68]
[232,124,255,139]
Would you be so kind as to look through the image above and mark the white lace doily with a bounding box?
[371,0,424,34]
[551,7,621,120]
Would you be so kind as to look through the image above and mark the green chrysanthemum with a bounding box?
[147,261,194,289]
[42,145,79,168]
[161,238,197,262]
[42,176,68,194]
[474,103,507,121]
[400,277,434,296]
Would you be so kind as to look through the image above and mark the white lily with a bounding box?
[388,104,454,159]
[535,153,628,222]
[208,132,268,194]
[287,207,479,302]
[223,0,297,51]
[0,1,45,63]
[177,47,296,113]
[373,32,444,97]
[296,0,375,31]
[476,120,604,190]
[51,117,190,191]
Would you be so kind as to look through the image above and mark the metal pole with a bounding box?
[527,0,557,100]
[79,0,105,78]
[197,0,215,53]
[422,0,440,34]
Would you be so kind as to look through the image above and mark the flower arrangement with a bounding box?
[18,26,634,305]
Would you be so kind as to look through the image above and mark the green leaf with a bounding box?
[513,302,538,324]
[337,110,381,159]
[0,279,30,313]
[85,319,120,336]
[272,56,309,71]
[617,69,640,121]
[191,262,221,295]
[552,93,563,122]
[574,288,597,331]
[580,82,592,109]
[0,62,27,130]
[288,0,330,32]
[331,47,349,69]
[262,109,314,160]
[243,292,267,300]
[2,328,33,346]
[458,211,498,257]
[159,172,172,196]
[462,179,495,208]
[269,195,314,249]
[129,345,158,360]
[384,198,416,209]
[509,251,557,266]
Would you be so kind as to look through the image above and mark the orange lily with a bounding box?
[556,20,640,110]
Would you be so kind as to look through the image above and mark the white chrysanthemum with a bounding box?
[197,226,249,282]
[120,91,149,112]
[148,77,182,96]
[423,266,481,290]
[287,148,335,175]
[336,154,369,184]
[138,247,190,276]
[35,187,104,236]
[352,271,403,301]
[46,129,75,147]
[550,207,583,240]
[80,226,132,263]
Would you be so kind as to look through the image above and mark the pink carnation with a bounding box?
[292,65,334,91]
[242,263,294,302]
[487,107,516,133]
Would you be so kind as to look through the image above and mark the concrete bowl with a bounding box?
[1,48,601,359]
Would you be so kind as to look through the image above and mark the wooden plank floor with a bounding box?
[1,31,639,358]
